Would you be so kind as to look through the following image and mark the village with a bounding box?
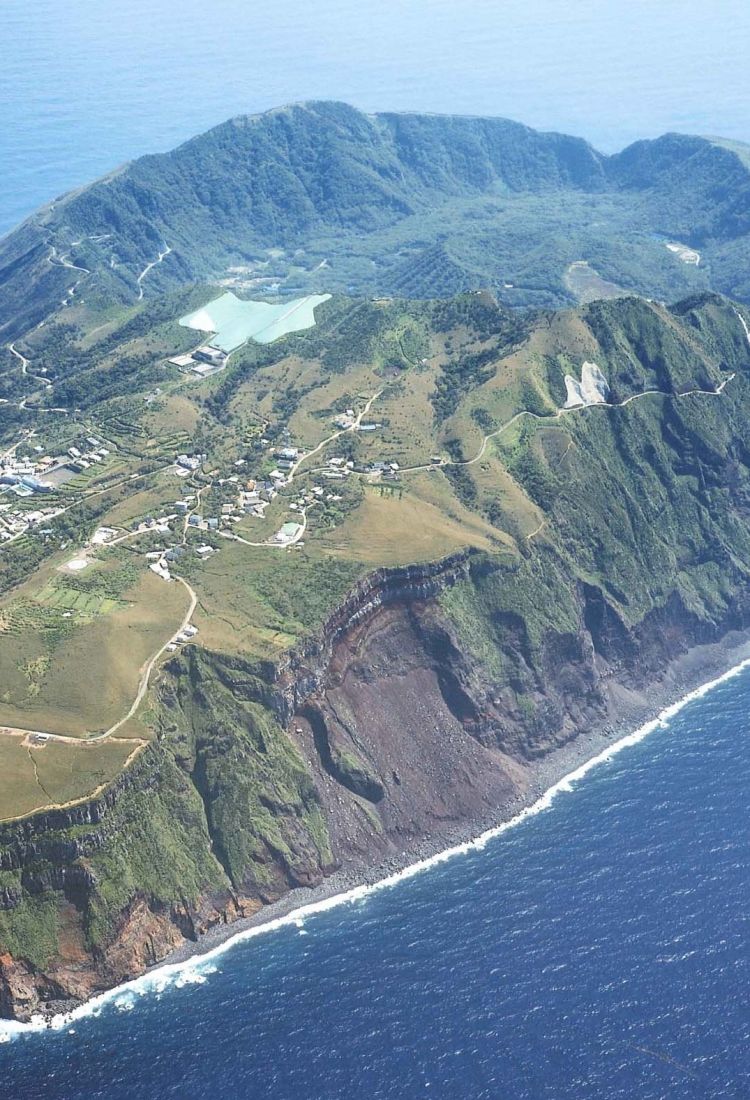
[0,433,114,543]
[0,363,405,613]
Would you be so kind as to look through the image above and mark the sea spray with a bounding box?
[4,652,750,1044]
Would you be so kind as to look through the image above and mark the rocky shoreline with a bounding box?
[8,563,750,1027]
[155,626,750,975]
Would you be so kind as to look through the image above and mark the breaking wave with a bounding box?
[3,652,750,1044]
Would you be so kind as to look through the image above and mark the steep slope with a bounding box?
[4,292,750,1018]
[5,103,750,336]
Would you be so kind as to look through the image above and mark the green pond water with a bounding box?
[179,292,331,351]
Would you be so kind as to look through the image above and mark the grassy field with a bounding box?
[564,260,629,304]
[97,469,187,529]
[0,734,139,822]
[142,393,202,438]
[0,565,188,736]
[180,539,363,657]
[317,483,499,564]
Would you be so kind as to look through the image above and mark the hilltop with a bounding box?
[2,277,750,1016]
[4,102,750,338]
[4,105,750,1018]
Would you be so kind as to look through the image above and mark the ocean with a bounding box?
[3,1,750,236]
[4,4,750,1096]
[3,659,750,1098]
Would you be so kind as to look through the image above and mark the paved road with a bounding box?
[288,388,382,482]
[0,576,197,746]
[104,575,197,739]
[400,380,736,476]
[136,244,172,300]
[47,244,91,274]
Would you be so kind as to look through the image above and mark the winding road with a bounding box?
[0,576,197,749]
[104,575,197,740]
[400,379,737,477]
[8,341,30,375]
[288,389,383,482]
[47,244,91,274]
[136,244,172,300]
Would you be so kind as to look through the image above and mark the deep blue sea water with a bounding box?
[3,661,750,1098]
[4,5,750,1096]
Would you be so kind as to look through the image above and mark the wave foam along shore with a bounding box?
[4,652,750,1044]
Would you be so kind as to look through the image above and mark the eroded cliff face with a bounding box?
[2,546,749,1021]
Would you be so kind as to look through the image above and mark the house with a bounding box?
[188,514,201,527]
[176,454,202,472]
[91,526,118,544]
[193,345,225,366]
[207,517,219,530]
[20,476,52,493]
[276,446,299,461]
[258,482,277,501]
[273,521,303,545]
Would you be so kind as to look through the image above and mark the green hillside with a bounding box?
[5,103,750,339]
[6,107,750,1018]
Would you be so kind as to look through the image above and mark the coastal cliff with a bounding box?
[3,289,750,1021]
[3,541,750,1022]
